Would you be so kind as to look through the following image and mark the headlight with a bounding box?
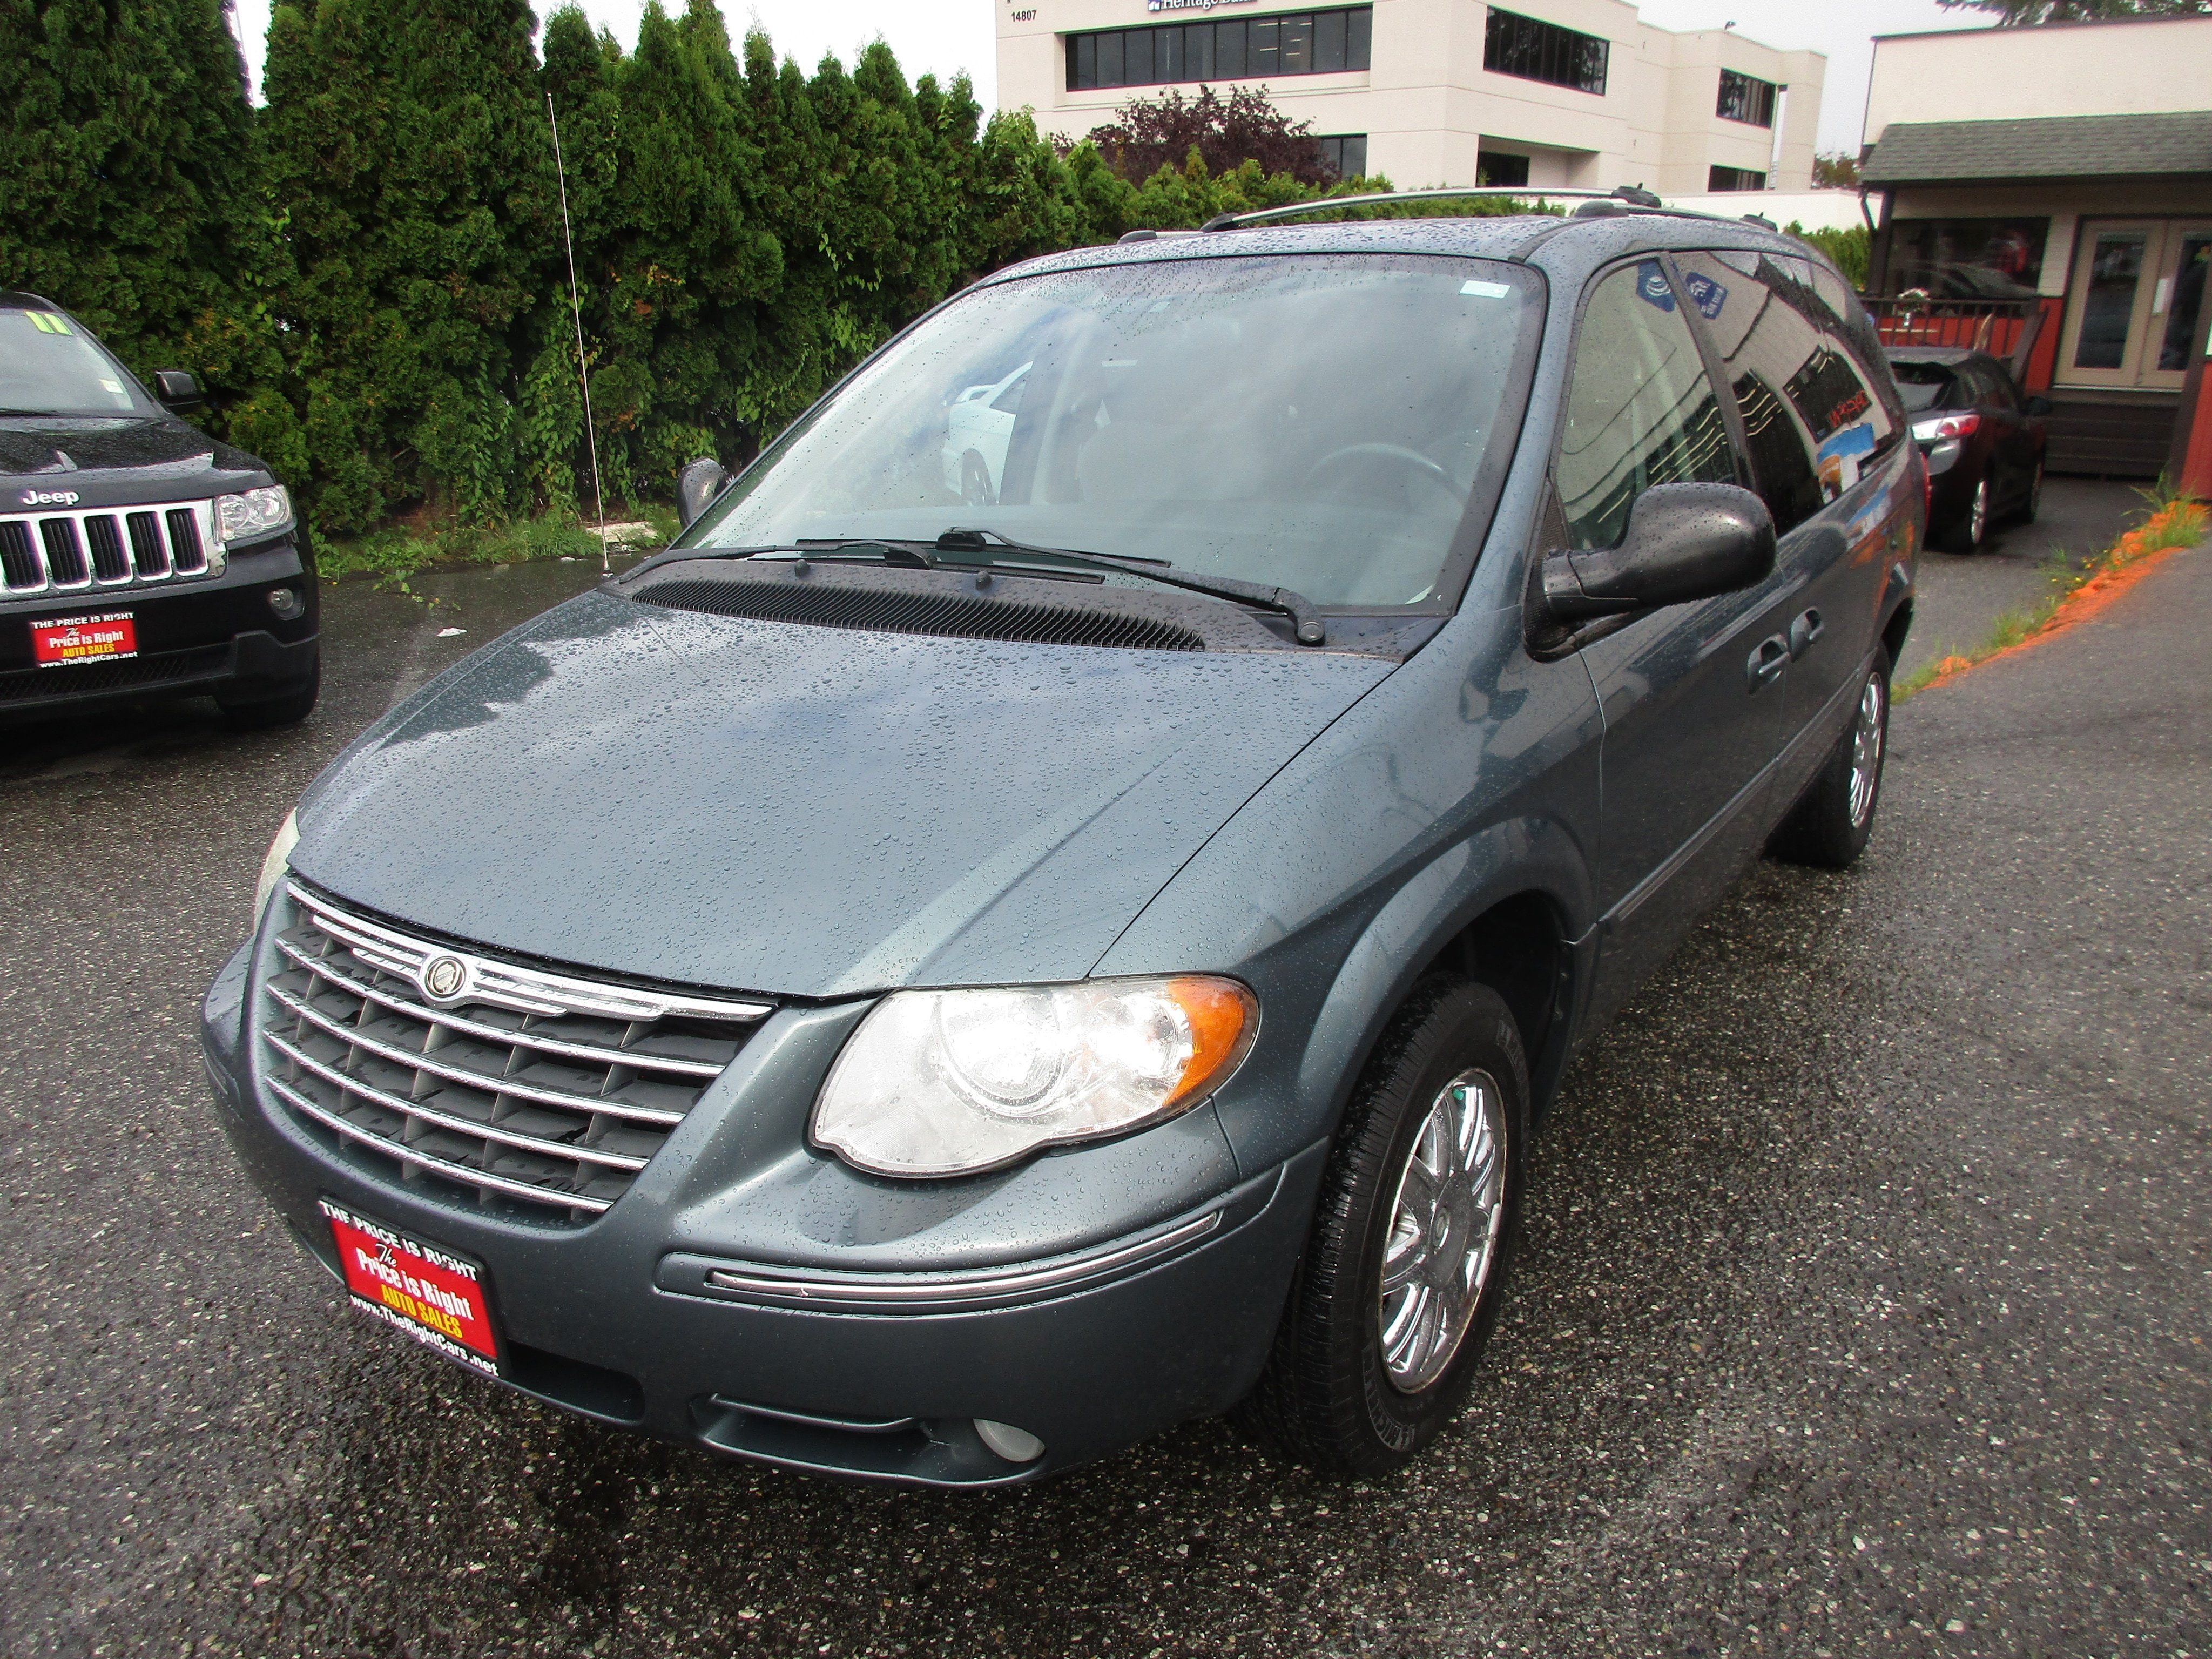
[216,485,294,545]
[254,810,299,923]
[811,977,1259,1178]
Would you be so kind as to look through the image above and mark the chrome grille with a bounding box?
[259,882,772,1223]
[0,499,223,595]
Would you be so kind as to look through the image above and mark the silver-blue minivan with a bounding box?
[203,193,1922,1486]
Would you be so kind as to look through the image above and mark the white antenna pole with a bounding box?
[547,92,610,577]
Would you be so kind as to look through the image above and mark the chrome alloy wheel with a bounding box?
[1968,478,1988,547]
[1847,670,1886,828]
[1378,1068,1508,1392]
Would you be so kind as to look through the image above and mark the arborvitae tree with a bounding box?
[0,0,295,468]
[261,0,555,531]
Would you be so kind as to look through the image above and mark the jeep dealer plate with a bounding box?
[320,1198,502,1379]
[31,611,137,667]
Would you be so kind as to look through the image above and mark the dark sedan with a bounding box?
[1886,346,2049,554]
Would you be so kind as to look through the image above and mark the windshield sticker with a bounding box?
[1460,279,1512,299]
[28,312,73,335]
[1680,270,1729,320]
[1634,261,1676,312]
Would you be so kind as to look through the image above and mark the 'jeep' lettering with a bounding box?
[19,488,80,508]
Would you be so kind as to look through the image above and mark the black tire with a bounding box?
[960,451,994,507]
[218,656,320,731]
[1238,979,1529,1476]
[1771,648,1890,869]
[2015,459,2044,525]
[1934,474,1988,554]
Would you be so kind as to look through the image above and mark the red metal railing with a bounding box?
[1863,295,2053,388]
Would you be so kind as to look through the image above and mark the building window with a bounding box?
[1886,218,2047,300]
[1482,8,1609,97]
[1066,7,1372,92]
[1317,134,1368,179]
[1716,69,1777,128]
[1478,150,1530,187]
[1708,165,1768,192]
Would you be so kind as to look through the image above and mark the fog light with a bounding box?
[267,585,305,619]
[974,1419,1044,1464]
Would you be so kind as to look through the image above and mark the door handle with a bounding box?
[1746,635,1789,692]
[1788,608,1824,660]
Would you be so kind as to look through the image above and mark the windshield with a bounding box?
[1889,360,1962,414]
[688,254,1540,608]
[0,308,153,417]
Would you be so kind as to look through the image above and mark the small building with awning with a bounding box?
[1858,16,2211,490]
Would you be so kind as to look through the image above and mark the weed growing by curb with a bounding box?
[317,505,679,591]
[1898,489,2209,699]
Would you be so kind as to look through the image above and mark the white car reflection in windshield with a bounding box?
[942,363,1030,504]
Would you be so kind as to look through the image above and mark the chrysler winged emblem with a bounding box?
[420,953,469,1002]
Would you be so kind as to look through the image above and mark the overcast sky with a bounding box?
[227,0,1986,156]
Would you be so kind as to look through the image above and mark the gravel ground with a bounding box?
[1,542,2205,1658]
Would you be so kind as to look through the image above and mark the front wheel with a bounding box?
[2017,459,2044,525]
[1771,648,1890,869]
[1238,979,1528,1476]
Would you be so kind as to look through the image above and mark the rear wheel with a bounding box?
[1936,475,1989,554]
[1771,648,1890,869]
[960,451,994,507]
[1238,979,1528,1475]
[218,655,319,730]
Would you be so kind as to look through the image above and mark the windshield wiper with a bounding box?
[935,528,1326,646]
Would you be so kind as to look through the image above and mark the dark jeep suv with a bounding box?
[202,195,1921,1487]
[1,294,318,726]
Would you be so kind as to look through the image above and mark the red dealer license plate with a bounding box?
[321,1198,502,1379]
[31,610,137,666]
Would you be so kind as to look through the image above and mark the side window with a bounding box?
[1556,260,1736,550]
[1673,251,1826,534]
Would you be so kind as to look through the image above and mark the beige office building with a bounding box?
[994,0,1824,194]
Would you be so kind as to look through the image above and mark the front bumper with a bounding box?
[0,539,316,720]
[200,939,1321,1486]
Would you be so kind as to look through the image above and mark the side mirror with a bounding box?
[152,369,204,413]
[676,455,729,529]
[2022,394,2054,417]
[1539,483,1776,626]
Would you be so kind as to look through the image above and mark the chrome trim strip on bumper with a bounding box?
[700,1208,1225,1312]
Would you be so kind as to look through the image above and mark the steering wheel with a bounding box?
[1303,443,1467,506]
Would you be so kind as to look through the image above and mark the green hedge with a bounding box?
[0,0,1566,538]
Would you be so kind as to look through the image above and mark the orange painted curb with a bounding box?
[1917,504,2210,694]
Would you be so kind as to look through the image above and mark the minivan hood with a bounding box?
[293,591,1392,999]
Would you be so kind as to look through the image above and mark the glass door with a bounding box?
[2059,220,2212,390]
[2151,225,2211,387]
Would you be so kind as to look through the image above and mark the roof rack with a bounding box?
[1186,185,1791,236]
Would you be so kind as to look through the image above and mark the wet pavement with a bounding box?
[1893,476,2140,682]
[2,539,2206,1657]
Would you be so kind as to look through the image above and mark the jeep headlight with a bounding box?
[215,485,294,545]
[811,977,1258,1178]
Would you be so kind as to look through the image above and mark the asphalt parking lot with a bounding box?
[1892,476,2138,682]
[3,523,2206,1658]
